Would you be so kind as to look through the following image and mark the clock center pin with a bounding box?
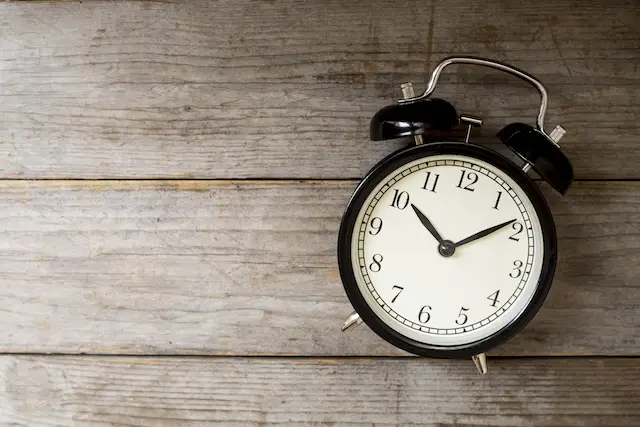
[438,240,456,257]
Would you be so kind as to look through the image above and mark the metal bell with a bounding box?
[498,123,574,195]
[369,98,459,141]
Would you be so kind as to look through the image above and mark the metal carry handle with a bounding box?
[397,56,550,135]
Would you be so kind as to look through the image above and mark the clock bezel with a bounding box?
[337,142,557,359]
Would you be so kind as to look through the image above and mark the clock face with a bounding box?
[349,152,546,348]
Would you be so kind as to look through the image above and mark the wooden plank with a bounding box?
[0,356,638,426]
[0,0,638,179]
[0,180,637,356]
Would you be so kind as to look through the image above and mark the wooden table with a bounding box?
[1,1,638,425]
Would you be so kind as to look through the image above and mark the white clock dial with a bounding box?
[351,154,544,347]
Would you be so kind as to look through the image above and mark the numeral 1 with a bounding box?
[456,169,478,192]
[493,191,503,210]
[390,189,410,210]
[421,172,440,192]
[487,290,500,307]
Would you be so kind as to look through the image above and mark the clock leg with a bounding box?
[460,115,483,143]
[341,311,363,332]
[472,353,488,375]
[400,83,424,146]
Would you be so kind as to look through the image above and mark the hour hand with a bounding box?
[410,204,444,244]
[454,219,516,248]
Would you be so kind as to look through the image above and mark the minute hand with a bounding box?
[454,219,517,248]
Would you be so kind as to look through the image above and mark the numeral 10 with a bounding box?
[390,189,410,209]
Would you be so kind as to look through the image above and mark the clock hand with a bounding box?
[410,203,444,244]
[453,219,517,248]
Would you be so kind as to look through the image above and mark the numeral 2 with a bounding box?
[421,172,440,192]
[509,222,524,241]
[456,170,478,192]
[390,189,410,210]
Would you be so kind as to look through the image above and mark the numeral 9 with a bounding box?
[368,217,383,235]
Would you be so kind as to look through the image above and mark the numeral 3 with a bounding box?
[510,260,523,278]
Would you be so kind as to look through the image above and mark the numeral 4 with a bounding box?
[487,290,500,307]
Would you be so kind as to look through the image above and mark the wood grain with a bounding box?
[0,356,638,426]
[0,180,637,356]
[1,0,638,179]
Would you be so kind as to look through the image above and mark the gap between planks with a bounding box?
[0,353,638,359]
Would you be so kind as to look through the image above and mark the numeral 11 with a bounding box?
[422,172,440,192]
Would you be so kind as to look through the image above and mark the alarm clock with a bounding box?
[337,57,573,374]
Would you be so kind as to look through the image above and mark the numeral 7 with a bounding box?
[391,285,404,303]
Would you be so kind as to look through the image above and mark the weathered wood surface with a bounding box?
[0,180,637,356]
[0,356,638,426]
[1,0,639,179]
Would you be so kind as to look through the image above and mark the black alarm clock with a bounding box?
[337,57,573,374]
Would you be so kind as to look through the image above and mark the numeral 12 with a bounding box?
[456,170,478,191]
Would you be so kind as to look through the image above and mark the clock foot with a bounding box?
[471,353,488,375]
[341,311,363,332]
